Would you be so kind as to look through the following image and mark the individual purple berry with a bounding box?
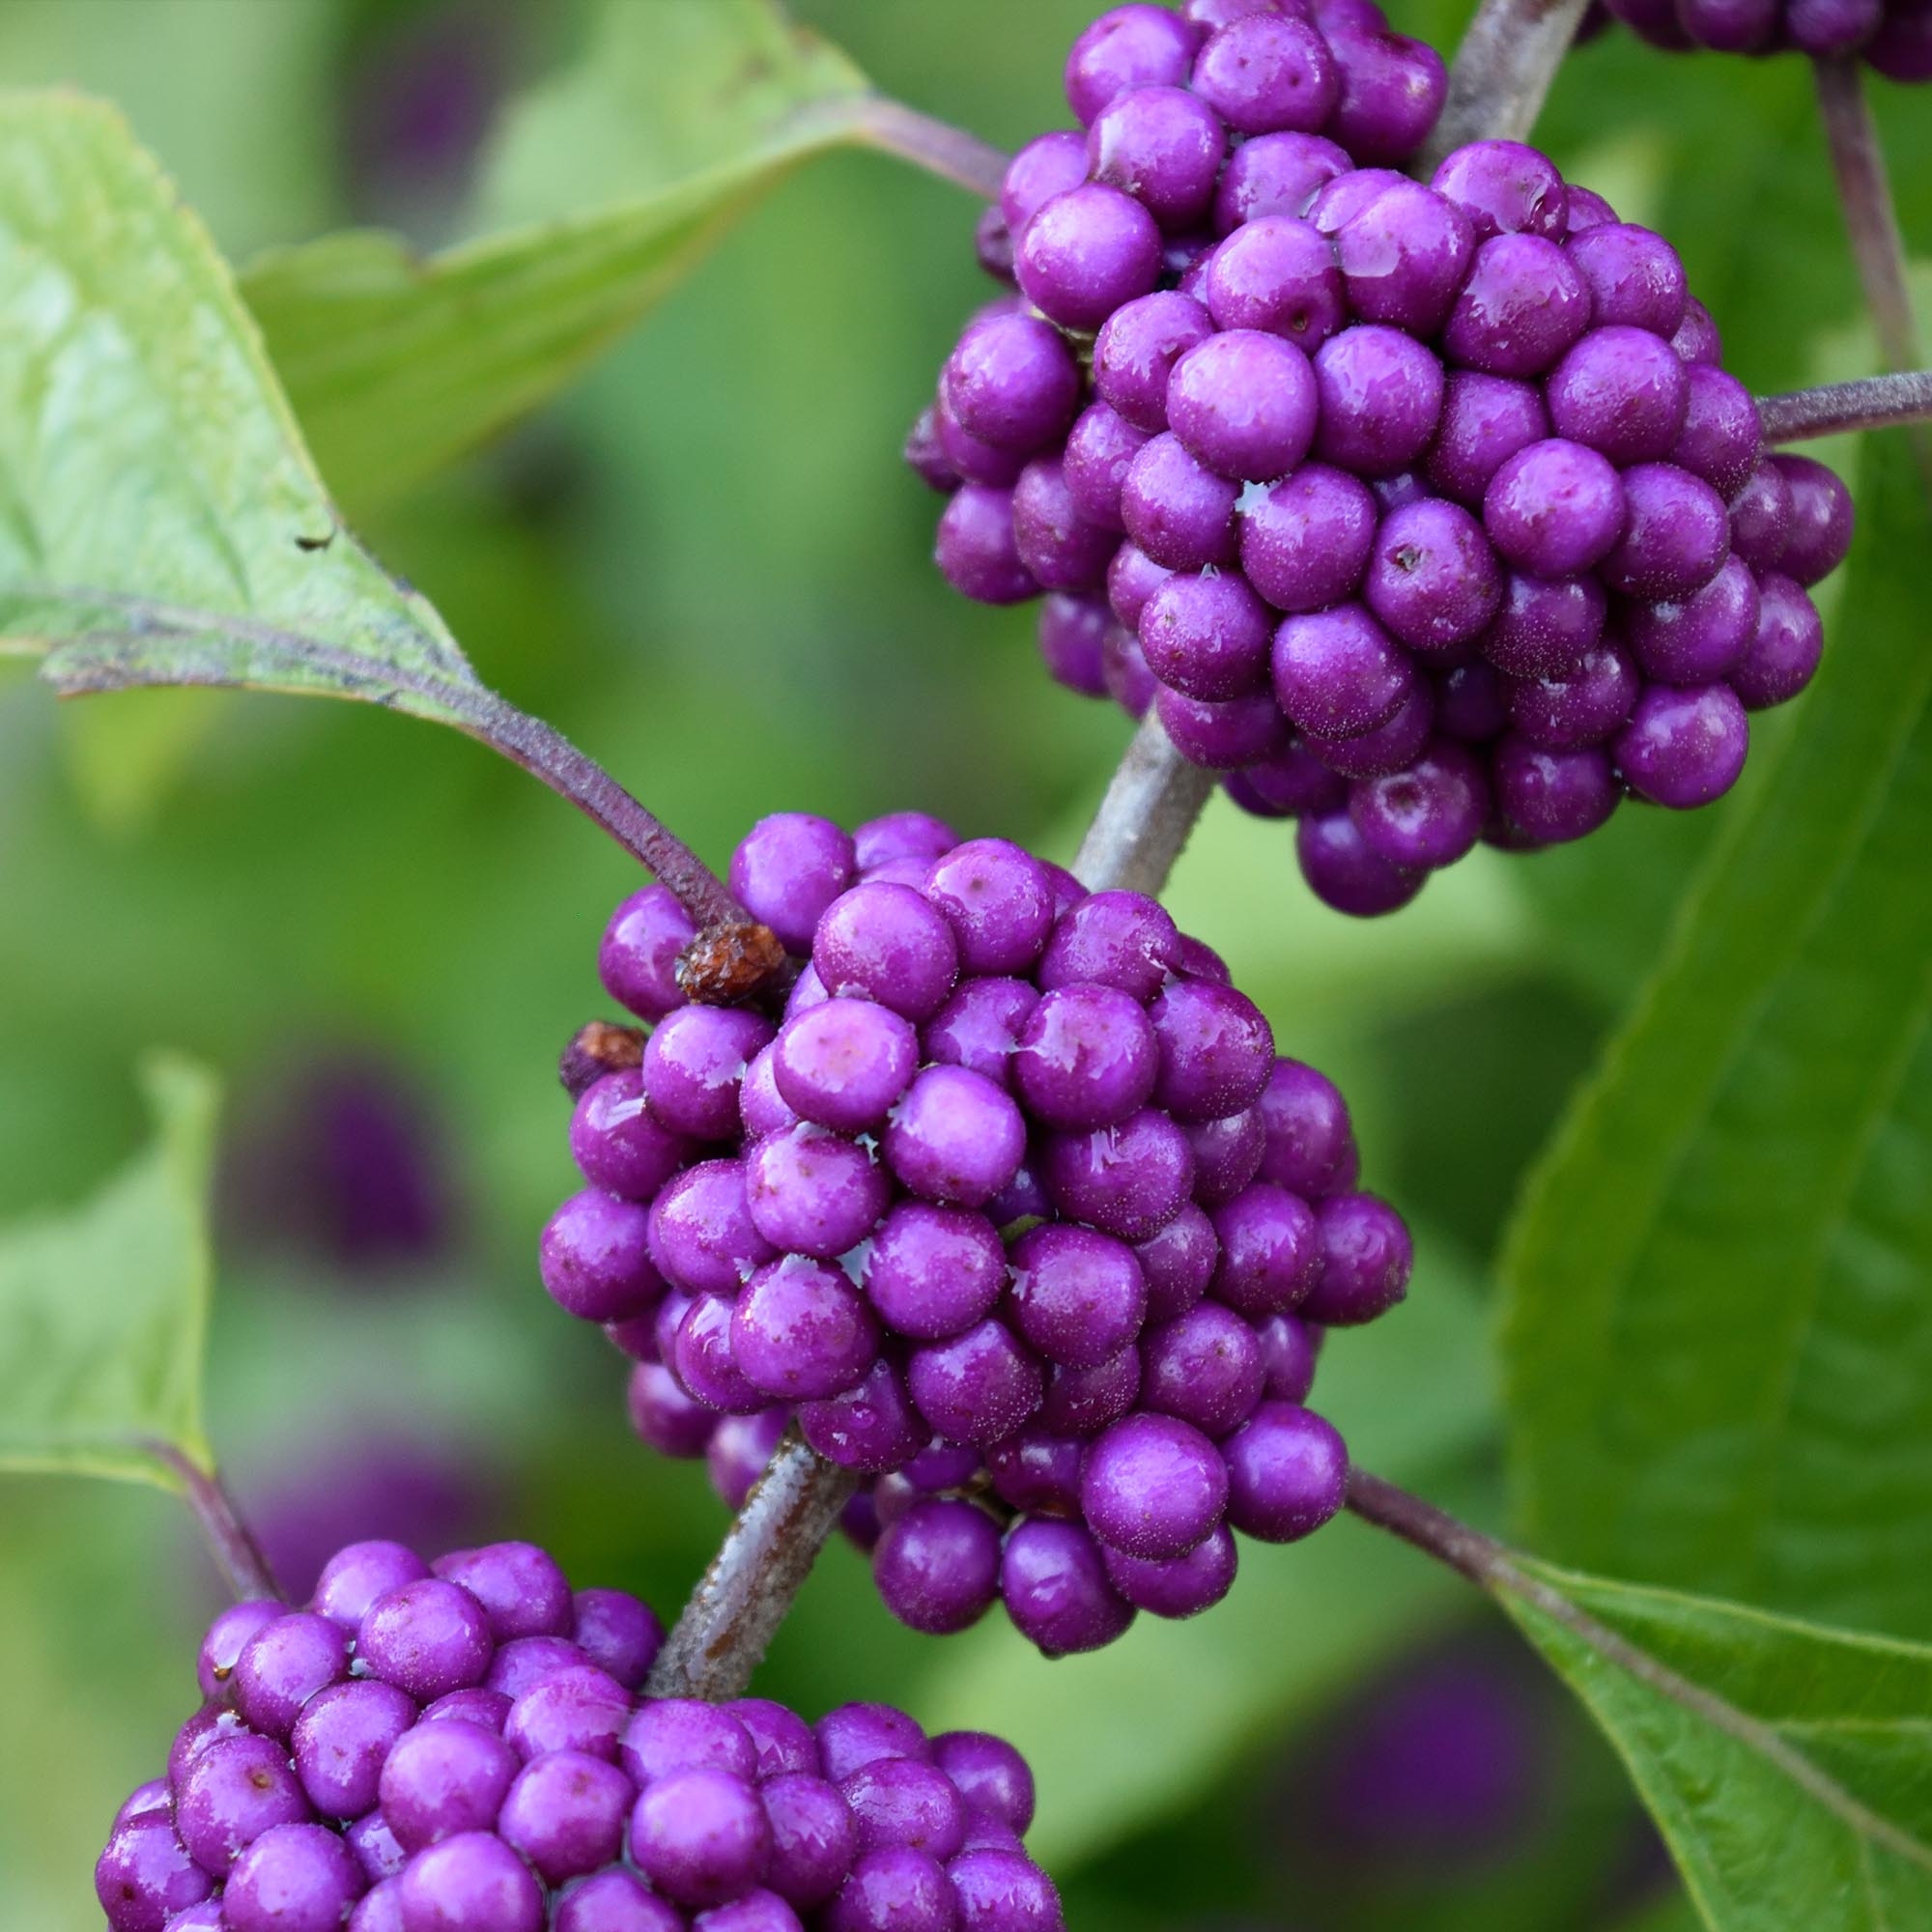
[814,881,960,1022]
[1256,1061,1356,1198]
[1601,463,1731,601]
[1037,592,1113,696]
[1772,453,1856,586]
[801,1358,928,1473]
[377,1718,520,1853]
[1332,179,1475,335]
[1349,739,1489,868]
[291,1679,416,1819]
[1017,182,1164,330]
[1103,1523,1239,1618]
[628,1358,720,1458]
[599,886,696,1024]
[1000,1518,1137,1656]
[1430,140,1567,241]
[773,1001,919,1135]
[1491,736,1619,844]
[1730,573,1824,709]
[541,1189,661,1324]
[1008,1223,1150,1367]
[873,1499,1004,1635]
[1272,603,1415,741]
[1168,329,1319,481]
[1082,1411,1228,1559]
[1012,984,1159,1131]
[1121,431,1239,570]
[1063,406,1151,536]
[1087,83,1227,231]
[908,1318,1046,1446]
[1728,458,1795,575]
[1256,1311,1323,1403]
[1425,372,1549,505]
[642,1007,774,1143]
[1567,222,1689,335]
[1614,681,1750,808]
[923,838,1057,976]
[197,1600,283,1702]
[731,815,856,955]
[357,1578,493,1704]
[1295,808,1425,915]
[1213,128,1351,233]
[1484,439,1626,576]
[1238,461,1378,611]
[1148,979,1274,1122]
[97,1817,214,1931]
[175,1733,314,1875]
[1625,555,1760,684]
[651,1160,776,1298]
[1314,326,1445,475]
[570,1070,689,1203]
[1505,638,1639,749]
[1365,497,1504,655]
[554,1869,681,1932]
[222,1823,364,1932]
[1670,365,1761,499]
[883,1065,1028,1208]
[1546,327,1690,465]
[1065,5,1201,125]
[1094,291,1215,436]
[1323,22,1448,166]
[944,312,1082,455]
[1203,215,1348,350]
[1670,296,1723,365]
[936,485,1037,607]
[1481,569,1607,678]
[732,1256,879,1400]
[1222,1401,1349,1541]
[1304,1191,1414,1323]
[1038,1342,1146,1437]
[1011,455,1118,593]
[1191,13,1340,134]
[396,1831,543,1932]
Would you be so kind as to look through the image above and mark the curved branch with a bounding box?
[1071,710,1219,894]
[858,99,1009,202]
[150,1443,283,1604]
[1760,370,1932,444]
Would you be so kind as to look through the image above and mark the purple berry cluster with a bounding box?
[98,1536,1060,1932]
[546,811,1408,1655]
[908,6,1857,917]
[1604,0,1931,76]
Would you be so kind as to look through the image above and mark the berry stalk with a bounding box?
[645,1431,857,1702]
[1759,369,1932,443]
[1071,709,1218,893]
[150,1443,283,1605]
[858,99,1010,202]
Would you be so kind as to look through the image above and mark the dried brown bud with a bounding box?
[558,1020,646,1098]
[676,920,789,1007]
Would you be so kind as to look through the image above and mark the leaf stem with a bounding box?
[1416,0,1595,171]
[857,99,1009,201]
[1760,369,1932,444]
[646,1432,858,1701]
[149,1443,283,1604]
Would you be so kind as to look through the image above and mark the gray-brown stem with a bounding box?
[151,1443,283,1604]
[1417,0,1595,171]
[1760,369,1932,444]
[1071,711,1219,894]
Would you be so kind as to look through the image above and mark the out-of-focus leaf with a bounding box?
[0,1056,218,1486]
[0,94,482,729]
[1502,1564,1932,1932]
[243,0,878,514]
[918,1231,1498,1870]
[1501,435,1932,1638]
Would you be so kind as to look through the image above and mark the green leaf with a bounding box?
[0,92,493,727]
[916,1232,1499,1871]
[1501,431,1932,1639]
[1500,1563,1932,1932]
[242,0,876,514]
[0,1054,219,1486]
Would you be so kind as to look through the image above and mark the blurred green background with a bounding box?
[2,2,1925,1926]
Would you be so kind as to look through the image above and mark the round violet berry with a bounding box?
[1238,461,1378,612]
[197,1598,282,1701]
[1016,182,1163,331]
[1671,296,1724,366]
[1000,129,1087,233]
[570,1069,689,1203]
[1333,179,1476,335]
[1204,214,1347,350]
[1065,5,1200,125]
[1213,128,1352,233]
[1142,1302,1265,1436]
[1000,1518,1136,1656]
[1295,808,1426,916]
[1566,221,1689,335]
[1425,372,1549,505]
[1139,568,1273,701]
[1156,685,1291,772]
[874,1499,1004,1635]
[1482,569,1607,678]
[1083,1412,1228,1560]
[761,1775,858,1909]
[840,1757,968,1861]
[986,1427,1086,1515]
[1625,555,1760,684]
[1103,620,1159,716]
[1314,326,1445,476]
[1484,438,1626,576]
[497,1751,632,1886]
[1731,573,1824,710]
[395,1831,542,1932]
[947,1849,1064,1930]
[572,1587,663,1690]
[1037,592,1112,696]
[1772,453,1855,587]
[1491,736,1620,844]
[922,976,1039,1090]
[379,1717,519,1852]
[801,1357,928,1473]
[728,1699,821,1780]
[314,1542,431,1641]
[651,1159,776,1298]
[1007,1223,1148,1368]
[864,1202,1007,1342]
[1039,1105,1196,1242]
[824,1847,954,1932]
[856,812,957,874]
[1365,497,1504,655]
[1037,891,1179,1001]
[426,1686,514,1731]
[731,814,855,954]
[1087,83,1226,231]
[816,1703,930,1780]
[1182,1105,1267,1207]
[175,1733,313,1875]
[1121,431,1239,570]
[1094,291,1214,435]
[291,1678,415,1818]
[935,389,1027,491]
[223,1823,363,1932]
[923,838,1056,976]
[932,1732,1036,1835]
[1191,13,1339,134]
[599,885,696,1023]
[1613,681,1749,809]
[1729,459,1795,576]
[1168,329,1319,482]
[1272,603,1415,741]
[813,881,960,1022]
[1226,740,1347,819]
[1442,234,1589,378]
[1258,1058,1357,1198]
[1350,739,1490,868]
[907,1319,1046,1447]
[1563,183,1621,232]
[97,1817,213,1930]
[732,1256,879,1401]
[943,312,1081,454]
[1011,455,1117,594]
[1505,638,1639,749]
[774,1001,918,1134]
[628,1358,721,1458]
[884,1065,1027,1208]
[1222,1401,1349,1541]
[504,1662,631,1764]
[1430,139,1567,241]
[1602,463,1731,602]
[1103,1523,1239,1618]
[1323,23,1449,168]
[357,1578,493,1703]
[1305,683,1435,781]
[554,1869,681,1932]
[1210,1179,1320,1316]
[936,486,1037,606]
[433,1542,571,1643]
[1038,1345,1144,1437]
[1257,1311,1323,1402]
[1149,979,1274,1122]
[1135,1200,1221,1321]
[1304,1190,1414,1323]
[1546,326,1690,465]
[621,1699,758,1788]
[1064,406,1151,535]
[1013,983,1159,1131]
[1670,365,1762,500]
[643,1007,774,1142]
[541,1188,661,1324]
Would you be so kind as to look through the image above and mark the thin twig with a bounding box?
[149,1443,283,1604]
[1071,710,1218,894]
[1342,1467,1932,1871]
[1417,0,1596,171]
[1760,370,1932,444]
[858,99,1009,202]
[646,1432,858,1702]
[1814,59,1921,378]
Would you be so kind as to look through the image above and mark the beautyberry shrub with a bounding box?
[909,0,1855,916]
[97,1537,1061,1931]
[546,812,1408,1656]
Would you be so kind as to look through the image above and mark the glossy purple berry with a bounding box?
[1614,681,1750,808]
[873,1499,1004,1635]
[1484,439,1625,576]
[1314,326,1445,475]
[1546,327,1690,465]
[943,312,1082,454]
[1430,140,1567,241]
[1773,453,1856,586]
[1017,182,1164,330]
[1304,1190,1414,1323]
[1000,1519,1136,1657]
[731,815,856,955]
[1121,431,1239,570]
[1295,809,1426,916]
[1222,1402,1349,1541]
[1350,739,1490,868]
[1168,329,1319,482]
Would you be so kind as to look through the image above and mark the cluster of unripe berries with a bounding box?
[907,0,1857,915]
[97,1537,1059,1931]
[544,811,1408,1655]
[1602,0,1932,76]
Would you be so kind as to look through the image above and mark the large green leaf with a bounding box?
[0,93,500,728]
[0,1055,218,1485]
[917,1232,1498,1870]
[1501,1563,1932,1932]
[242,0,879,515]
[1501,432,1932,1638]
